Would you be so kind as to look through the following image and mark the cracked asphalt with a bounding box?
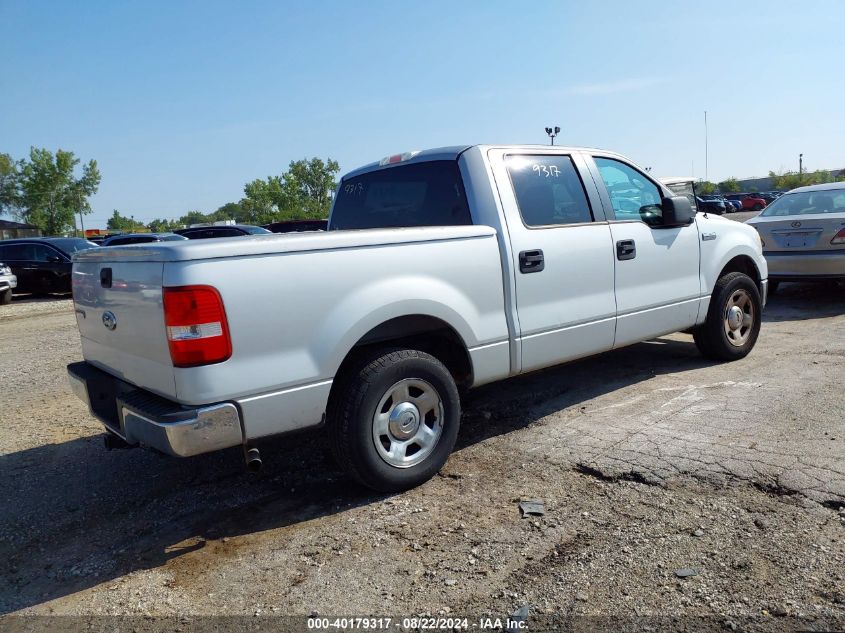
[1,281,843,629]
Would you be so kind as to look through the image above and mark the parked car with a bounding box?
[696,195,727,215]
[0,237,98,294]
[264,219,328,233]
[67,144,767,492]
[174,225,271,239]
[751,192,779,206]
[726,193,768,211]
[101,233,188,246]
[723,198,743,212]
[0,261,17,304]
[747,182,845,293]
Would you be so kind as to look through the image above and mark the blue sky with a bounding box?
[2,0,843,228]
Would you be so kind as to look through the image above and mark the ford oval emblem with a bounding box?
[791,221,802,228]
[102,311,117,331]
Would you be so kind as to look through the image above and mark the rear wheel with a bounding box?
[693,272,761,360]
[752,203,763,211]
[328,348,460,492]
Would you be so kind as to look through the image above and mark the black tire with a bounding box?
[693,272,761,361]
[752,203,763,211]
[328,348,460,492]
[0,288,11,305]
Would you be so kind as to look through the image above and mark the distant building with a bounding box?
[0,219,41,240]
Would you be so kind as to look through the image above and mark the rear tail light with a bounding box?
[831,228,845,245]
[163,285,232,367]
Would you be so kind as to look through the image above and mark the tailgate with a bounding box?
[72,259,177,399]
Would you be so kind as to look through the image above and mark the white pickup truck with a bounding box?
[67,145,767,491]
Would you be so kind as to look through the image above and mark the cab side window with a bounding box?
[506,155,593,227]
[594,157,663,226]
[32,245,62,262]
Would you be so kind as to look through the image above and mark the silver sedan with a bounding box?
[747,182,845,292]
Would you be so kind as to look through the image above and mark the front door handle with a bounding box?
[519,249,545,273]
[616,239,636,260]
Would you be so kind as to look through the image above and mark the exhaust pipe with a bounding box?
[244,447,262,472]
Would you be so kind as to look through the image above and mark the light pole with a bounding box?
[545,126,560,146]
[704,110,708,182]
[799,153,803,176]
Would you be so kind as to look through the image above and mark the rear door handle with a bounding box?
[616,239,636,260]
[519,249,545,273]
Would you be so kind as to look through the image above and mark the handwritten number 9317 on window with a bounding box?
[532,164,560,178]
[343,182,364,196]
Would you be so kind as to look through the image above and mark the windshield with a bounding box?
[760,189,845,216]
[330,160,471,230]
[51,238,99,254]
[241,225,271,234]
[159,234,188,241]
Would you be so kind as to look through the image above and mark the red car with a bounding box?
[726,193,768,211]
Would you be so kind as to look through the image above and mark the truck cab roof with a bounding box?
[343,144,617,180]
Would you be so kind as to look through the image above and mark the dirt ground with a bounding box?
[1,280,844,632]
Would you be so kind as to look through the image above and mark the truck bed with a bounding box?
[72,226,511,440]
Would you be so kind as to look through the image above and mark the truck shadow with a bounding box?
[1,333,721,614]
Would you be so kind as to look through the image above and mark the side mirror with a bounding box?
[661,195,695,227]
[47,255,62,263]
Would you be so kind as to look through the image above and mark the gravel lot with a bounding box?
[1,275,844,630]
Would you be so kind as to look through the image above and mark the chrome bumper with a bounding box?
[0,274,16,290]
[67,361,243,457]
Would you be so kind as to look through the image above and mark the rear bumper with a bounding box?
[67,361,243,457]
[765,250,845,279]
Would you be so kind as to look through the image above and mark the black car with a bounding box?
[174,224,271,239]
[263,219,328,233]
[101,232,188,246]
[0,237,99,294]
[696,196,727,215]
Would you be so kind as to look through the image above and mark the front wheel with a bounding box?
[752,203,763,211]
[328,348,460,492]
[0,288,11,305]
[693,272,761,360]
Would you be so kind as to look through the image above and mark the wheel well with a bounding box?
[335,315,473,387]
[718,255,762,291]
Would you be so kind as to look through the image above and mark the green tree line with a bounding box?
[695,170,845,195]
[2,149,339,235]
[1,148,101,235]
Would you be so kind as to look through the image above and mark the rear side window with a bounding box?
[330,160,471,230]
[0,244,33,260]
[506,155,593,227]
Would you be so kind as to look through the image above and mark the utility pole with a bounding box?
[704,110,709,182]
[799,153,803,176]
[544,126,560,146]
[76,190,86,238]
